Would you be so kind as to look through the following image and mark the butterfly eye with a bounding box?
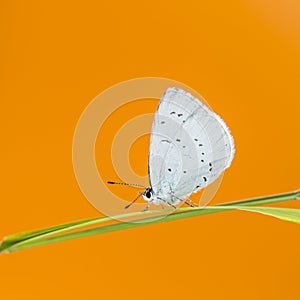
[145,190,152,198]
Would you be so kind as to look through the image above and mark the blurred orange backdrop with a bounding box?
[1,1,300,299]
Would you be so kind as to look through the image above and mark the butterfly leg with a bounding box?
[157,196,176,209]
[142,200,153,212]
[172,195,196,207]
[186,197,199,207]
[168,195,177,209]
[184,201,194,207]
[124,192,142,209]
[172,194,189,207]
[166,202,177,209]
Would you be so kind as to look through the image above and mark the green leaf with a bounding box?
[234,206,300,224]
[1,189,299,253]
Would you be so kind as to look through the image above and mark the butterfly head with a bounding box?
[141,187,154,201]
[141,187,163,206]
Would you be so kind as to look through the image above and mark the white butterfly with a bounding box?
[108,87,235,210]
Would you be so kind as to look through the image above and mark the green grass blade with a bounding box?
[1,189,299,253]
[235,206,300,224]
[0,209,173,251]
[4,189,299,243]
[4,205,300,253]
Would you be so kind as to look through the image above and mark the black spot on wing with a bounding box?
[161,139,171,143]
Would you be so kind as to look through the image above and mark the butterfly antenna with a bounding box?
[124,193,143,209]
[107,181,146,189]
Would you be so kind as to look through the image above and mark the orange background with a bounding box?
[1,1,300,299]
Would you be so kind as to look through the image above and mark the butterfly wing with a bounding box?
[148,87,235,201]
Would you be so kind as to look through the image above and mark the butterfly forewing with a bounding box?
[148,87,235,201]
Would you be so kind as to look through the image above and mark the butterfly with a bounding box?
[108,87,235,210]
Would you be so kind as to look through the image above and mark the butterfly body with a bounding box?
[141,187,186,206]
